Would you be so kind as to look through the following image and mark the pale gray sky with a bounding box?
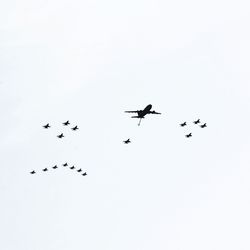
[1,0,250,250]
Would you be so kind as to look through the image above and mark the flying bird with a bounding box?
[200,123,207,128]
[43,168,48,172]
[123,139,131,144]
[70,166,75,170]
[180,122,187,127]
[30,170,36,174]
[193,119,200,124]
[62,163,68,167]
[185,133,192,138]
[71,126,79,131]
[82,172,87,176]
[63,120,70,126]
[43,123,50,129]
[77,169,82,172]
[52,165,58,169]
[57,133,64,138]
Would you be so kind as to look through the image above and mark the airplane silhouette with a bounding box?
[123,139,131,144]
[82,172,87,176]
[57,133,64,138]
[193,119,200,124]
[62,163,68,167]
[70,166,75,169]
[77,169,82,172]
[185,133,192,138]
[125,104,161,126]
[52,165,58,169]
[200,123,207,128]
[43,168,48,172]
[43,123,50,129]
[71,126,79,131]
[30,170,36,174]
[63,120,70,126]
[180,122,187,127]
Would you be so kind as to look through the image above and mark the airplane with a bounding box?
[70,166,75,169]
[185,133,192,138]
[180,122,187,127]
[200,123,207,128]
[30,170,36,174]
[125,104,161,126]
[63,120,70,126]
[42,168,48,172]
[77,169,82,172]
[62,163,68,167]
[123,139,131,144]
[57,133,64,138]
[193,119,200,124]
[43,123,50,129]
[82,172,87,176]
[71,126,79,131]
[52,165,58,169]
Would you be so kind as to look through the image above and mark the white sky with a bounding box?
[1,0,250,249]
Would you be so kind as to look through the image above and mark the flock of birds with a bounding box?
[123,118,207,144]
[30,121,84,175]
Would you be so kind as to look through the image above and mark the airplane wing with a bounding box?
[125,110,141,113]
[148,110,161,114]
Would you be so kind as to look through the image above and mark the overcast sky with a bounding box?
[1,0,250,250]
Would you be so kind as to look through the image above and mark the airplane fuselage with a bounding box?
[137,104,152,118]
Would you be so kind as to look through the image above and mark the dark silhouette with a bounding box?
[123,139,131,144]
[125,104,161,126]
[62,163,68,167]
[57,133,64,138]
[193,119,200,124]
[77,169,82,172]
[63,120,70,126]
[43,123,50,129]
[180,122,187,127]
[52,165,58,169]
[43,168,48,172]
[71,126,79,131]
[82,172,87,176]
[30,170,36,174]
[186,133,192,138]
[200,123,207,128]
[70,166,75,169]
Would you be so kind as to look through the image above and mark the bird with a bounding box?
[30,170,36,174]
[43,123,50,129]
[52,165,58,169]
[62,163,68,167]
[70,166,75,169]
[82,172,87,176]
[193,119,200,124]
[63,120,70,126]
[185,133,192,138]
[77,169,82,172]
[180,122,187,127]
[71,126,79,131]
[200,123,207,128]
[42,168,48,172]
[57,133,64,138]
[123,139,131,144]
